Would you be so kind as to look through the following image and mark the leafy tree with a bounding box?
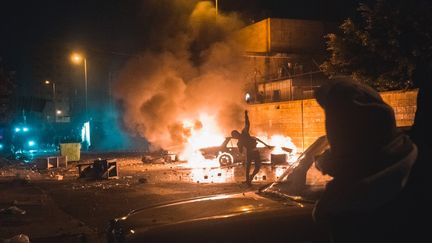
[322,0,432,178]
[321,0,432,91]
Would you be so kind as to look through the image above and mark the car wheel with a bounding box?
[217,152,234,166]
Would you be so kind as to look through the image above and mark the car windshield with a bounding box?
[259,136,332,203]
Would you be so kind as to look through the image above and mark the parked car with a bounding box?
[199,136,294,166]
[107,136,331,243]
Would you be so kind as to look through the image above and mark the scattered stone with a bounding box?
[55,175,64,180]
[3,234,30,243]
[0,206,26,215]
[142,155,153,163]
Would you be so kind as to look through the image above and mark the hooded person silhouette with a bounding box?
[312,80,421,242]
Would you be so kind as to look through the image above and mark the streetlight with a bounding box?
[44,80,56,120]
[44,80,56,97]
[70,52,88,118]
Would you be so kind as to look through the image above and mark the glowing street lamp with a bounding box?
[44,80,56,95]
[44,80,56,118]
[70,52,88,118]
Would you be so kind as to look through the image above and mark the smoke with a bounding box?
[113,1,247,151]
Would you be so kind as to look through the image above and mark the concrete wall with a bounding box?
[236,18,270,53]
[248,90,418,151]
[236,18,331,54]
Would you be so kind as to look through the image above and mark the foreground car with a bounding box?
[107,136,331,243]
[199,136,294,166]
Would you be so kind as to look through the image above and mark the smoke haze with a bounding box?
[113,1,248,151]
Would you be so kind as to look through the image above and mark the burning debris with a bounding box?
[257,134,298,163]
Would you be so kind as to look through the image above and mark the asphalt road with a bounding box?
[0,154,278,242]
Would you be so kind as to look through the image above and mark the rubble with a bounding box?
[35,156,68,170]
[0,205,27,215]
[141,151,178,164]
[2,234,30,243]
[77,158,118,180]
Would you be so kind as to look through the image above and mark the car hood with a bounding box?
[111,191,305,237]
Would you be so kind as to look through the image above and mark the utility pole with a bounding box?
[215,0,218,16]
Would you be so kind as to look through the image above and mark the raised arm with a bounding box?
[244,110,250,133]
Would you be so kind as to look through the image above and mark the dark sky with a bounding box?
[0,0,363,65]
[0,0,361,89]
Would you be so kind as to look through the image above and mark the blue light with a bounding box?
[15,127,21,132]
[0,144,3,150]
[23,127,29,132]
[28,140,36,147]
[81,121,91,148]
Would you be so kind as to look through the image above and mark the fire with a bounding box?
[257,134,298,164]
[178,114,224,168]
[177,113,298,172]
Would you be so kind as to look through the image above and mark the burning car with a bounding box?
[107,136,331,243]
[199,136,294,166]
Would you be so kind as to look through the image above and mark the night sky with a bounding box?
[1,0,363,70]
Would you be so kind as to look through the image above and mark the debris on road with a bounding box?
[35,156,68,170]
[0,205,27,215]
[2,234,30,243]
[141,151,178,164]
[77,158,119,180]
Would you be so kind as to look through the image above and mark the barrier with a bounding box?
[60,143,81,161]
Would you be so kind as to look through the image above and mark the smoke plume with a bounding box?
[113,1,248,151]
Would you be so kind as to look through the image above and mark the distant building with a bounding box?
[236,18,337,103]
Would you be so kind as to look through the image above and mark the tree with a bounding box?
[321,0,432,91]
[322,0,432,183]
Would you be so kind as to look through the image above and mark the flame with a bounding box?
[179,114,224,168]
[177,113,299,183]
[257,134,298,164]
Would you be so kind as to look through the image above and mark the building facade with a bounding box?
[236,18,337,103]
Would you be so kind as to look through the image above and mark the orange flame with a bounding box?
[258,134,298,164]
[178,114,298,172]
[179,114,224,168]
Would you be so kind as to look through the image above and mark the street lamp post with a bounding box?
[215,0,218,16]
[83,58,88,116]
[70,53,88,118]
[44,80,56,121]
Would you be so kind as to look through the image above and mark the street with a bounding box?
[0,154,279,242]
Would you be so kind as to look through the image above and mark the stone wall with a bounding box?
[248,89,418,151]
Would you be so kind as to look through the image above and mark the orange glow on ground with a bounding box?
[177,114,299,184]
